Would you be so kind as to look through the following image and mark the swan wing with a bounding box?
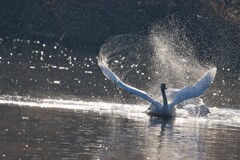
[168,67,217,108]
[99,64,160,106]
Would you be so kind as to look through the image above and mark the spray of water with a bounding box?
[98,20,212,101]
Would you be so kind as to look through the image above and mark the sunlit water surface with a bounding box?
[0,98,239,160]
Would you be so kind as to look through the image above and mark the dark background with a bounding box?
[0,0,239,107]
[0,0,238,52]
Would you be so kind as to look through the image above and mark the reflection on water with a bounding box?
[0,103,239,160]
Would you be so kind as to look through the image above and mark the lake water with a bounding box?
[0,99,239,160]
[0,1,240,159]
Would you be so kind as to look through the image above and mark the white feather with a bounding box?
[167,67,217,110]
[99,64,161,108]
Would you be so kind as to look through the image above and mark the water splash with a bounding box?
[0,95,239,127]
[98,20,214,102]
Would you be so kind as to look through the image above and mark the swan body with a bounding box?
[99,64,217,117]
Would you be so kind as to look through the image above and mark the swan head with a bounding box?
[160,83,167,90]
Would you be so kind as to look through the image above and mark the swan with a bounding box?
[99,64,217,117]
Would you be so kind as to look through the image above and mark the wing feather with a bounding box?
[99,64,160,106]
[168,67,217,108]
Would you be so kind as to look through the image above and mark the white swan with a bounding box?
[99,64,217,117]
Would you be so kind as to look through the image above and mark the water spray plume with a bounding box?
[98,21,215,103]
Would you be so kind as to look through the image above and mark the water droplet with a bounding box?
[53,81,61,84]
[85,71,92,74]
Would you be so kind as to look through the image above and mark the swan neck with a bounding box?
[161,88,168,107]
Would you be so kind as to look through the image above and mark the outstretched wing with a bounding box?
[99,64,160,106]
[168,67,217,109]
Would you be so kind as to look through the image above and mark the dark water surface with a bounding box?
[0,102,239,160]
[0,1,240,159]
